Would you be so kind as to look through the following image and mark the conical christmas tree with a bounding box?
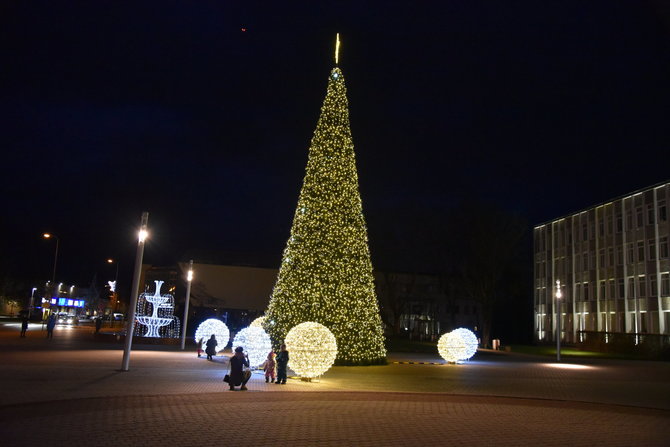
[265,63,386,366]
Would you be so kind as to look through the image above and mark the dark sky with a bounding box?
[2,1,670,287]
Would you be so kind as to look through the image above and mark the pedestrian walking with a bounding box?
[275,343,289,385]
[46,314,56,339]
[20,315,29,338]
[95,316,102,334]
[228,346,251,391]
[263,351,276,383]
[205,334,217,360]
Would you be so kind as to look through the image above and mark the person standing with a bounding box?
[275,343,289,385]
[20,315,29,338]
[197,337,204,358]
[205,334,217,360]
[95,316,102,334]
[263,351,276,383]
[228,346,251,391]
[46,314,56,339]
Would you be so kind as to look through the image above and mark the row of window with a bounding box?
[536,237,670,277]
[536,273,670,301]
[535,199,668,251]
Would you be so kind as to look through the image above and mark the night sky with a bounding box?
[3,1,670,289]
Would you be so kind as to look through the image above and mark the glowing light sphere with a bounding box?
[285,322,337,378]
[232,326,272,367]
[250,316,266,329]
[194,319,229,355]
[438,328,479,363]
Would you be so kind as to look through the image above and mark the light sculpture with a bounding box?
[195,319,230,354]
[135,280,180,338]
[232,326,272,367]
[285,322,337,378]
[438,328,479,363]
[250,316,266,329]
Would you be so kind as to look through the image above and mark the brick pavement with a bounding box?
[1,325,669,445]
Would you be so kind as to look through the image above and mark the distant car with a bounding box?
[113,313,124,321]
[57,315,78,325]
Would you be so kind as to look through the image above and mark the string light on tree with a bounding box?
[265,36,386,365]
[285,322,337,379]
[437,328,479,363]
[250,316,267,329]
[232,326,272,367]
[194,319,230,355]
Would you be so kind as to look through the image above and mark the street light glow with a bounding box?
[138,229,148,242]
[43,233,52,239]
[107,258,114,264]
[187,270,193,282]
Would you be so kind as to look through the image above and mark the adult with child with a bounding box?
[228,346,251,391]
[275,343,289,385]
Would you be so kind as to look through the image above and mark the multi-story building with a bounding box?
[534,181,670,342]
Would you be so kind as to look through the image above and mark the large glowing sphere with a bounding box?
[232,326,272,367]
[249,316,266,329]
[285,322,337,378]
[194,319,229,354]
[438,328,478,363]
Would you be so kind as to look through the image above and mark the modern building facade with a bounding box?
[534,181,670,342]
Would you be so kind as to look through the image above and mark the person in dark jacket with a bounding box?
[229,346,250,391]
[20,315,29,337]
[275,343,289,385]
[205,334,218,360]
[46,314,56,339]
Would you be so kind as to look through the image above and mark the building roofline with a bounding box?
[534,179,670,229]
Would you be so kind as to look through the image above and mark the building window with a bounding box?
[626,211,633,230]
[628,278,635,298]
[628,243,635,264]
[582,224,588,241]
[599,220,604,237]
[637,241,645,262]
[617,246,623,265]
[584,282,590,300]
[616,214,623,233]
[607,215,613,235]
[609,279,615,299]
[576,283,582,300]
[661,237,669,259]
[618,278,625,298]
[636,207,643,227]
[659,201,667,222]
[638,276,646,297]
[599,249,605,267]
[649,239,656,261]
[661,273,670,296]
[599,280,606,299]
[583,253,589,271]
[650,274,658,297]
[647,204,655,225]
[608,247,614,266]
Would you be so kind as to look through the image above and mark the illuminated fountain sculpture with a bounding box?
[135,280,180,338]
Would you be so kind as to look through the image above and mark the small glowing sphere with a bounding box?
[232,326,272,367]
[194,319,229,354]
[285,322,337,378]
[438,328,478,363]
[250,316,266,329]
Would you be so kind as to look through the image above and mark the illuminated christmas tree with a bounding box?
[265,37,386,365]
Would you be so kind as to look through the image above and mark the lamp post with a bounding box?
[180,260,194,350]
[107,258,120,327]
[29,287,37,319]
[43,233,60,299]
[121,212,149,372]
[555,279,562,362]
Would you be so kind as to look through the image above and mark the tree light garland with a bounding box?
[285,322,338,378]
[232,326,272,367]
[437,328,479,363]
[194,319,230,354]
[250,316,266,329]
[265,62,386,366]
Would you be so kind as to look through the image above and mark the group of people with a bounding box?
[199,334,290,391]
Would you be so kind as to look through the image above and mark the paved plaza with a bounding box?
[0,322,668,446]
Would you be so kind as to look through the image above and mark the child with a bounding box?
[197,337,204,358]
[263,351,276,383]
[275,343,289,385]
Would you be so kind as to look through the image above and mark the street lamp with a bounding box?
[29,287,37,319]
[180,260,194,350]
[43,233,60,297]
[107,258,120,327]
[555,279,562,362]
[121,212,149,372]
